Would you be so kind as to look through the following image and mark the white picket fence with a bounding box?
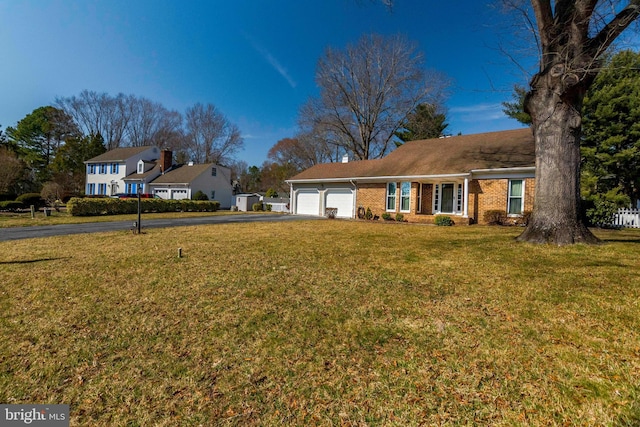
[613,208,640,228]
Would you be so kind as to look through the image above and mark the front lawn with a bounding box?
[0,221,638,425]
[0,210,245,228]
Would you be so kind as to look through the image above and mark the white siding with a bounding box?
[86,147,159,196]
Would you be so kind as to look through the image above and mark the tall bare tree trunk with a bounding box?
[507,0,640,245]
[517,76,599,245]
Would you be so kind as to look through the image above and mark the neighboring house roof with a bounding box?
[86,146,157,163]
[235,193,262,197]
[150,163,216,184]
[124,163,159,180]
[287,128,535,182]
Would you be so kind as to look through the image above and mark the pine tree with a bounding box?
[394,103,448,145]
[582,50,640,208]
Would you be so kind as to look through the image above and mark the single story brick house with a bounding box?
[285,128,535,225]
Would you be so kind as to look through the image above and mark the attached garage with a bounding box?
[325,189,354,218]
[291,186,355,218]
[295,189,320,216]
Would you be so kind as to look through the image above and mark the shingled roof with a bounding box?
[287,128,535,181]
[151,163,215,184]
[124,163,159,180]
[86,146,157,163]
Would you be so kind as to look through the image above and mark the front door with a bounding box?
[441,183,454,213]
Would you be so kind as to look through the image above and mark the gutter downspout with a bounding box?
[289,182,293,214]
[350,180,357,219]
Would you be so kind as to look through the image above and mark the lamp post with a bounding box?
[137,184,142,234]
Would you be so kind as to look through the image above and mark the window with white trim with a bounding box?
[400,181,411,212]
[99,163,107,174]
[110,163,119,174]
[87,164,96,174]
[98,183,106,195]
[87,183,95,195]
[386,182,397,211]
[508,179,524,215]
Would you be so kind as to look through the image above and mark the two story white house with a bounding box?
[84,146,233,208]
[85,146,161,196]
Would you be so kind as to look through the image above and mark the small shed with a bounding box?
[262,197,290,213]
[234,193,261,212]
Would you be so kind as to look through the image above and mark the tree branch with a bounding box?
[589,2,640,55]
[531,0,554,46]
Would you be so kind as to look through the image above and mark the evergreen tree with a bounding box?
[7,106,79,184]
[394,103,448,144]
[582,50,640,208]
[501,85,531,126]
[52,133,106,195]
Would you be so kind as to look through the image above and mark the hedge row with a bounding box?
[0,201,24,212]
[0,193,45,210]
[16,193,45,209]
[67,197,220,216]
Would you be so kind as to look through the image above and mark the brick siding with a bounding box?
[356,183,387,219]
[356,178,534,225]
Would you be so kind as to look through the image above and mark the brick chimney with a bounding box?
[160,150,172,174]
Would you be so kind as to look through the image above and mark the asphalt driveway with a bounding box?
[0,214,316,242]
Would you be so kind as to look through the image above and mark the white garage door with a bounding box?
[296,189,320,216]
[326,189,354,218]
[154,189,169,199]
[172,189,189,200]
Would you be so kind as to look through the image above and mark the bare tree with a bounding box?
[499,0,640,245]
[184,103,243,165]
[228,159,249,193]
[267,133,336,171]
[154,110,184,149]
[125,96,163,147]
[300,33,448,160]
[0,147,25,194]
[56,90,130,150]
[125,96,184,149]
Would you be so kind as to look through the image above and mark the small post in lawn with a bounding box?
[30,205,35,219]
[137,185,142,235]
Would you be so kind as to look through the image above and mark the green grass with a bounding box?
[1,222,639,426]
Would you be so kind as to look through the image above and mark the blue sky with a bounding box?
[0,0,537,166]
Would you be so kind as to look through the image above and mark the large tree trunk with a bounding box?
[514,0,640,245]
[517,82,600,245]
